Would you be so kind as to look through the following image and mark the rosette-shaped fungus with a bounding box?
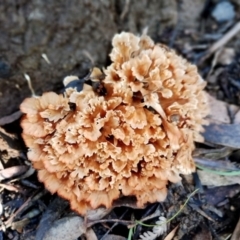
[20,32,208,215]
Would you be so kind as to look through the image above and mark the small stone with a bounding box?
[211,1,235,22]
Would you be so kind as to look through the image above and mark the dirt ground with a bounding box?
[0,0,179,118]
[1,0,240,239]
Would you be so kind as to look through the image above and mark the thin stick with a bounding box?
[87,218,133,228]
[120,0,130,20]
[24,73,36,97]
[200,21,240,63]
[99,209,129,240]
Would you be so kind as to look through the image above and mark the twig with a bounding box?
[24,73,36,97]
[194,208,215,222]
[0,111,22,126]
[3,190,44,229]
[133,204,160,238]
[169,0,182,48]
[200,21,240,63]
[99,209,129,240]
[3,194,33,229]
[82,50,95,65]
[87,218,133,228]
[41,53,51,64]
[120,0,130,20]
[138,209,161,223]
[206,48,222,79]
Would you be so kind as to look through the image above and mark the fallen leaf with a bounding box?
[0,127,21,160]
[102,235,127,240]
[204,184,240,206]
[194,157,239,171]
[86,207,112,221]
[43,216,86,240]
[11,218,30,233]
[163,225,179,240]
[204,94,240,147]
[197,170,240,186]
[203,123,240,148]
[217,48,235,65]
[10,166,35,183]
[207,94,230,124]
[0,111,22,126]
[193,147,233,160]
[85,228,98,240]
[0,183,19,192]
[233,109,240,124]
[35,196,69,240]
[0,166,28,181]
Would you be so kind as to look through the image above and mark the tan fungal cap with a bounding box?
[20,32,208,215]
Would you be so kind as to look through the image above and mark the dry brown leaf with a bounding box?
[0,166,28,181]
[86,207,112,221]
[35,196,69,240]
[0,183,19,192]
[0,127,21,161]
[204,93,240,147]
[203,123,240,148]
[204,185,240,206]
[85,228,98,240]
[10,166,35,183]
[194,157,238,171]
[233,109,240,124]
[11,218,30,233]
[197,170,240,187]
[207,93,230,123]
[43,216,87,240]
[163,225,179,240]
[0,111,22,126]
[217,48,235,65]
[102,235,127,240]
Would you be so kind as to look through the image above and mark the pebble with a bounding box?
[211,1,235,22]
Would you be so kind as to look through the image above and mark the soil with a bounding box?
[1,0,240,239]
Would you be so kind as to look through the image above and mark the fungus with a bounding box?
[20,32,208,215]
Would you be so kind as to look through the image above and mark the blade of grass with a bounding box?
[128,227,134,240]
